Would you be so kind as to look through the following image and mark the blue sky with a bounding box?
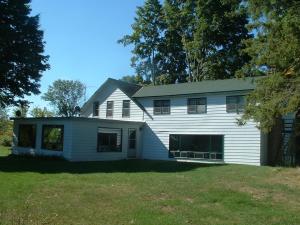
[27,0,144,109]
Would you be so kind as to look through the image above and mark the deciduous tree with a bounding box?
[42,80,85,117]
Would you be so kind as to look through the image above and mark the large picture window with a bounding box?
[42,125,64,151]
[106,101,114,118]
[226,95,245,113]
[18,124,36,148]
[154,100,170,115]
[169,134,223,160]
[97,127,122,152]
[187,98,207,114]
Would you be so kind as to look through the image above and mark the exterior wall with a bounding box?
[138,92,263,166]
[69,120,143,161]
[12,118,143,162]
[12,119,73,160]
[81,86,144,121]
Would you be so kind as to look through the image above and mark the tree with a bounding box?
[159,0,188,83]
[120,74,144,85]
[239,0,300,132]
[30,106,54,117]
[118,0,165,84]
[181,0,251,81]
[42,80,85,117]
[0,108,12,146]
[13,103,29,118]
[0,0,49,107]
[120,0,251,84]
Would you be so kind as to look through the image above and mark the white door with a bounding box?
[127,128,137,158]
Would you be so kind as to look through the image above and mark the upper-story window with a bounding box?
[154,100,170,115]
[226,95,245,113]
[122,100,130,118]
[187,98,207,114]
[106,101,114,118]
[93,101,99,117]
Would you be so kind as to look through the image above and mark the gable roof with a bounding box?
[132,77,260,98]
[81,78,141,111]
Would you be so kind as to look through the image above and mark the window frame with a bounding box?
[93,101,99,117]
[226,95,246,114]
[97,127,122,152]
[122,100,131,118]
[187,97,207,114]
[153,100,170,115]
[41,125,64,151]
[106,101,114,118]
[18,124,36,148]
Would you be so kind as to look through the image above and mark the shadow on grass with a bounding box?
[0,154,226,174]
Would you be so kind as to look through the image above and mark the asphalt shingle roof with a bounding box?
[132,77,259,98]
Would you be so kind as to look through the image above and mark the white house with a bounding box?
[12,77,269,166]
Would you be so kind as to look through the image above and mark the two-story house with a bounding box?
[12,77,268,166]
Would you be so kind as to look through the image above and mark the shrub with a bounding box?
[0,135,12,147]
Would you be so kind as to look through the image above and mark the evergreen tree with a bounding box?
[0,0,49,107]
[239,0,300,132]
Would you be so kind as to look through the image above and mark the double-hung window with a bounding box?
[106,101,114,118]
[187,98,207,114]
[93,101,99,117]
[122,100,130,118]
[226,95,245,113]
[153,100,170,115]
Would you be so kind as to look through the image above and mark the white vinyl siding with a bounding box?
[139,93,262,166]
[70,120,143,161]
[12,119,73,160]
[81,86,144,121]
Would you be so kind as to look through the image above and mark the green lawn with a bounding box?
[0,146,300,225]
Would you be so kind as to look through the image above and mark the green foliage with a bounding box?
[119,0,165,84]
[0,0,49,107]
[239,0,300,132]
[120,0,250,84]
[30,106,54,117]
[42,79,85,117]
[182,0,251,81]
[13,104,29,118]
[0,108,12,147]
[120,74,145,85]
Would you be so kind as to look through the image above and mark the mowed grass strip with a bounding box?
[0,146,299,225]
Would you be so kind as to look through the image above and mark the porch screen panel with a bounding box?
[169,134,223,160]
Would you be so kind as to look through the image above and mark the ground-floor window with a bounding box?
[42,125,64,151]
[97,127,122,152]
[169,134,223,160]
[18,124,36,148]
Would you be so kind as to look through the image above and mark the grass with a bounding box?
[0,145,11,157]
[0,146,300,225]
